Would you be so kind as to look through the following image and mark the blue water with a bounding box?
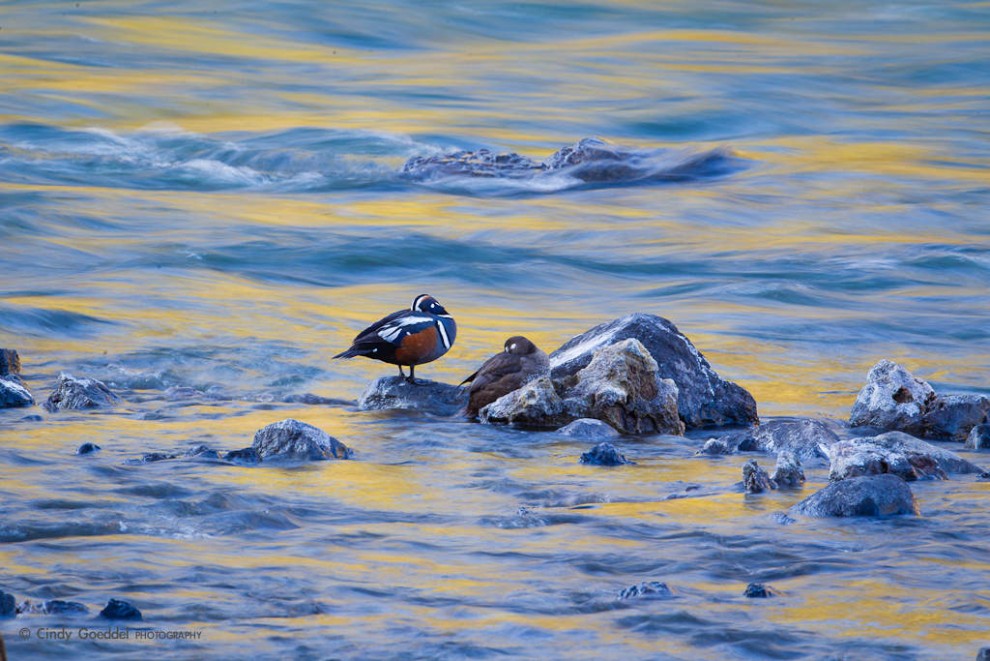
[1,1,989,659]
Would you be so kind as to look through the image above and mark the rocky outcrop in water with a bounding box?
[250,419,352,461]
[579,441,634,466]
[358,376,467,417]
[966,424,990,450]
[77,442,101,455]
[850,360,990,441]
[43,372,120,412]
[790,474,919,518]
[0,377,33,409]
[827,431,982,482]
[618,581,673,600]
[712,418,841,464]
[17,599,89,615]
[743,583,780,598]
[550,314,757,429]
[772,451,806,488]
[99,598,142,621]
[742,459,776,493]
[557,418,620,441]
[483,339,684,435]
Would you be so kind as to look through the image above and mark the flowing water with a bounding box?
[2,1,990,658]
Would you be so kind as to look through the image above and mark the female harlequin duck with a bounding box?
[461,336,549,417]
[333,294,456,383]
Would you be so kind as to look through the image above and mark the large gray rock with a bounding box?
[252,419,352,461]
[827,431,983,481]
[562,339,683,435]
[480,376,570,429]
[849,360,989,441]
[550,314,757,429]
[0,377,34,408]
[790,474,919,518]
[966,423,990,450]
[43,372,119,412]
[358,376,467,417]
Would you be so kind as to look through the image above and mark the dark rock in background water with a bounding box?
[743,583,779,598]
[562,339,683,435]
[966,423,990,450]
[790,474,919,518]
[557,418,620,441]
[850,360,990,441]
[76,442,101,455]
[549,313,758,429]
[0,377,34,408]
[0,590,14,617]
[43,372,120,412]
[99,598,142,621]
[481,375,570,429]
[579,442,634,466]
[17,599,89,615]
[618,581,673,600]
[828,431,982,482]
[251,418,352,461]
[772,450,806,488]
[742,459,777,493]
[358,376,467,417]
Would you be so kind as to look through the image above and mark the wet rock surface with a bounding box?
[772,451,806,488]
[850,360,990,441]
[99,598,142,621]
[579,441,634,466]
[358,376,468,417]
[743,459,777,493]
[251,418,352,461]
[828,431,983,481]
[733,418,842,464]
[549,313,757,429]
[17,599,89,615]
[966,423,990,450]
[790,474,919,518]
[557,418,620,441]
[43,372,120,412]
[743,583,780,598]
[76,442,101,455]
[618,581,673,600]
[0,590,14,617]
[0,376,34,408]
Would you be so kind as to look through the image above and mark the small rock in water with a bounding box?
[557,418,620,441]
[251,418,352,461]
[17,599,89,615]
[965,423,990,450]
[579,441,634,466]
[698,437,737,455]
[44,372,120,412]
[0,589,15,617]
[618,581,673,600]
[772,450,806,488]
[743,583,780,598]
[0,376,34,409]
[358,376,468,417]
[223,447,261,464]
[790,474,919,518]
[99,598,142,621]
[76,442,101,455]
[743,459,777,493]
[977,646,990,661]
[140,451,179,463]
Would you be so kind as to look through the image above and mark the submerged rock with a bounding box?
[742,459,777,493]
[563,339,683,435]
[0,377,34,409]
[849,360,990,441]
[734,418,841,464]
[557,418,620,441]
[618,581,673,600]
[743,583,780,598]
[827,431,982,482]
[43,372,120,412]
[17,599,89,615]
[99,598,142,621]
[223,447,261,464]
[790,474,919,518]
[579,441,634,466]
[966,424,990,450]
[76,442,101,455]
[0,590,14,617]
[358,376,467,417]
[251,418,352,461]
[480,375,569,429]
[550,313,757,429]
[772,451,806,488]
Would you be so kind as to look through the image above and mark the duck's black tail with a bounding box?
[332,348,362,359]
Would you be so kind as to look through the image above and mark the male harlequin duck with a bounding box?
[333,294,456,383]
[461,336,549,417]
